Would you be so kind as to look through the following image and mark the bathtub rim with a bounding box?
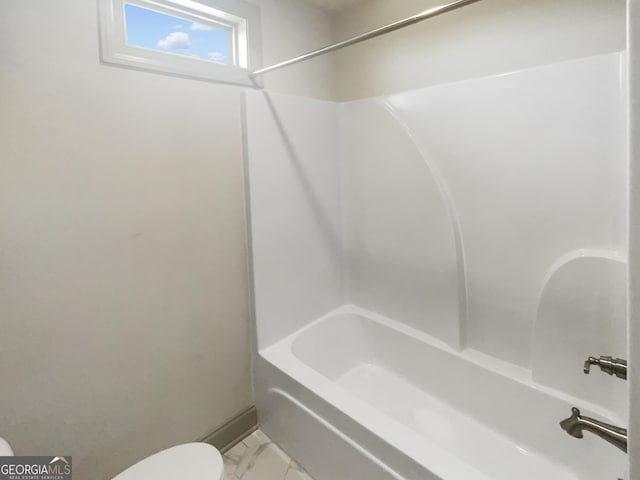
[264,304,622,423]
[260,304,624,480]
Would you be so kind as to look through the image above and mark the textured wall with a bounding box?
[333,0,625,101]
[0,0,334,478]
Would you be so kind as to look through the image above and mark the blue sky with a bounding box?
[124,4,230,64]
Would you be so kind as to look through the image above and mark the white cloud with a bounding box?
[171,24,184,30]
[207,51,227,64]
[157,31,191,49]
[190,22,213,31]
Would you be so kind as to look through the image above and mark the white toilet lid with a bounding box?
[112,443,223,480]
[0,438,14,456]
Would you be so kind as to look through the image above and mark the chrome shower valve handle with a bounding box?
[559,355,629,454]
[583,356,627,380]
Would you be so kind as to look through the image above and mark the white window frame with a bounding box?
[98,0,262,86]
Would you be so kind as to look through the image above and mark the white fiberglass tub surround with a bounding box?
[244,53,627,480]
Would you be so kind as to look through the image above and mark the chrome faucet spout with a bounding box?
[560,407,627,452]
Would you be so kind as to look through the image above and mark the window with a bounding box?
[124,4,232,65]
[98,0,262,86]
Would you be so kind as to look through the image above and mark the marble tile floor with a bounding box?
[223,429,314,480]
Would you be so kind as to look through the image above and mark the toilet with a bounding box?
[0,438,224,480]
[112,442,224,480]
[0,438,13,456]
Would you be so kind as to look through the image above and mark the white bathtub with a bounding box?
[259,306,626,480]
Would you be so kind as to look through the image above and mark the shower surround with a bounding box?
[243,53,628,480]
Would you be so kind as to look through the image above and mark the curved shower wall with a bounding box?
[340,99,463,349]
[533,250,627,416]
[243,51,628,480]
[387,52,627,368]
[246,51,627,390]
[245,92,464,351]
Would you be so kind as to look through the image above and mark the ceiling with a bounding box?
[301,0,374,13]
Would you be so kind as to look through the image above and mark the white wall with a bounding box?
[246,53,626,414]
[628,1,640,478]
[0,0,333,479]
[340,99,462,349]
[257,0,335,100]
[333,0,625,101]
[244,91,343,349]
[386,53,627,369]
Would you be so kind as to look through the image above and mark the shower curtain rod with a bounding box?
[250,0,481,79]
